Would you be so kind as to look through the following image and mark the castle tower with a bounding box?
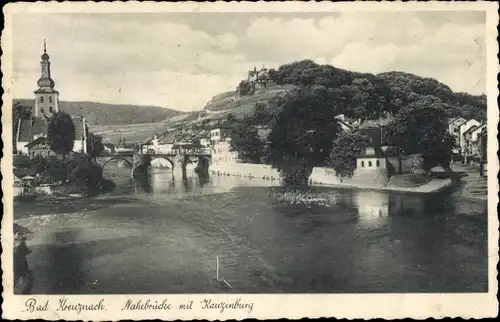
[34,40,59,118]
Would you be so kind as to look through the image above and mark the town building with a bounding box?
[447,116,467,153]
[16,41,87,156]
[141,132,175,155]
[354,127,396,186]
[458,118,481,155]
[356,128,390,171]
[448,117,467,136]
[447,117,486,161]
[200,137,211,148]
[480,128,487,163]
[25,137,53,158]
[466,124,487,162]
[210,128,239,164]
[335,114,354,132]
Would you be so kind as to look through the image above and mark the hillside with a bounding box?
[48,59,486,145]
[13,99,185,126]
[202,84,297,117]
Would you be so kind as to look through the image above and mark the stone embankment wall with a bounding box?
[211,163,389,188]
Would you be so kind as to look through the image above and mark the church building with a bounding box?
[16,41,87,155]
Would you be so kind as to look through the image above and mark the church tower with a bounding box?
[34,40,59,118]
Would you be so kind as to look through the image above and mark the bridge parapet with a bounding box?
[97,151,212,179]
[142,148,212,157]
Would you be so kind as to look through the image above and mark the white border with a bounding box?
[2,1,499,320]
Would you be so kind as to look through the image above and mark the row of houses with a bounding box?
[139,113,487,175]
[139,127,237,164]
[448,117,487,163]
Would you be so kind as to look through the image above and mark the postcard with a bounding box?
[2,1,499,320]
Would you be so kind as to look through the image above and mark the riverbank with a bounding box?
[210,163,453,194]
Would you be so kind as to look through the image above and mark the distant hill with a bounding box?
[13,99,185,125]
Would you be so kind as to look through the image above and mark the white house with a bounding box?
[459,119,481,155]
[468,124,487,157]
[448,117,467,136]
[200,137,211,148]
[210,128,239,164]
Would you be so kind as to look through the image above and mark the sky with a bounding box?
[12,11,486,112]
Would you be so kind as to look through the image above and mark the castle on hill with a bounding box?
[16,41,88,157]
[234,66,275,100]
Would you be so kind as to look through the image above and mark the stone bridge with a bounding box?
[96,151,211,179]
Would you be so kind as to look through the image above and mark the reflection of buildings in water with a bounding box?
[355,191,390,220]
[354,191,405,223]
[354,191,427,223]
[148,171,205,194]
[150,171,176,193]
[327,192,355,208]
[102,166,132,180]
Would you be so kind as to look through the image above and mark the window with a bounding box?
[376,160,380,167]
[40,96,44,103]
[368,161,372,167]
[49,96,53,103]
[49,106,53,113]
[361,161,365,167]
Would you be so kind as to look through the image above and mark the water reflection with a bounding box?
[104,167,281,197]
[16,168,488,293]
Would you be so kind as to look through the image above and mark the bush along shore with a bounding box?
[14,153,116,200]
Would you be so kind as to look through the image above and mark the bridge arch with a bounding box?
[150,156,175,169]
[100,156,133,169]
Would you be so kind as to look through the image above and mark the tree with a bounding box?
[250,102,275,125]
[47,111,76,160]
[12,102,32,153]
[238,80,252,96]
[229,123,265,164]
[265,85,341,186]
[327,131,371,180]
[32,155,49,175]
[226,113,236,124]
[384,95,453,173]
[86,132,104,160]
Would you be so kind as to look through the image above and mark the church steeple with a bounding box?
[37,39,55,89]
[34,39,59,118]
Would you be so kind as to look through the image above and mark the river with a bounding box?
[14,168,488,294]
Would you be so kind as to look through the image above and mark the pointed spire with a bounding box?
[44,39,47,54]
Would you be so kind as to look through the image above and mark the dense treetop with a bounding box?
[269,60,486,121]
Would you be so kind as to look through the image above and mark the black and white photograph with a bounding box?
[2,1,498,320]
